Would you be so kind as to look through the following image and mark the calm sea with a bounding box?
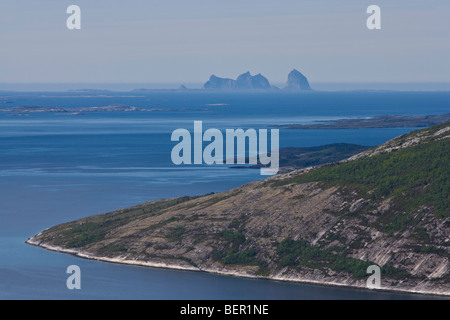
[0,91,449,299]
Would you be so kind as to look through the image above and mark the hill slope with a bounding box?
[27,123,450,296]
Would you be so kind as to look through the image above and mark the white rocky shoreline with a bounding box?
[25,235,449,298]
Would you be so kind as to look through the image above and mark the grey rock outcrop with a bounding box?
[236,72,270,90]
[284,69,311,91]
[203,69,311,91]
[203,72,270,90]
[203,75,237,90]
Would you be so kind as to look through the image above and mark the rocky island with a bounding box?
[27,123,450,296]
[203,72,272,90]
[203,69,311,91]
[284,69,312,91]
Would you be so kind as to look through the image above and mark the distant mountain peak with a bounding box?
[204,71,270,90]
[203,69,312,91]
[285,69,311,91]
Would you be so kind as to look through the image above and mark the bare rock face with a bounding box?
[251,74,271,89]
[203,75,237,90]
[203,72,271,90]
[235,72,253,89]
[284,69,311,91]
[203,69,312,91]
[236,72,271,90]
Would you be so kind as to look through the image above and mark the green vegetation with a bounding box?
[99,244,128,253]
[377,211,418,236]
[166,226,186,242]
[49,196,197,248]
[277,238,372,279]
[277,239,409,280]
[228,214,247,229]
[412,245,450,259]
[410,226,431,243]
[66,222,109,248]
[211,247,268,275]
[279,144,369,168]
[274,139,450,219]
[221,248,256,265]
[243,143,369,170]
[219,230,246,247]
[211,229,268,275]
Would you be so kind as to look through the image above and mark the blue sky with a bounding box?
[0,0,449,84]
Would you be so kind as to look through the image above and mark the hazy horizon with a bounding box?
[1,82,449,92]
[1,1,449,84]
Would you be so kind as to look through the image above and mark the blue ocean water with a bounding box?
[0,91,449,300]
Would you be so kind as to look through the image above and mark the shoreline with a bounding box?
[26,236,449,298]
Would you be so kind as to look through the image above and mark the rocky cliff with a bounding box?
[236,72,271,90]
[203,75,237,90]
[284,69,311,91]
[27,123,450,296]
[203,72,271,90]
[203,70,310,91]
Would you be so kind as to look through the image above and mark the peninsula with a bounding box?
[27,123,450,296]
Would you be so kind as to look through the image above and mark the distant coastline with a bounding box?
[276,113,450,130]
[0,104,209,114]
[1,81,449,93]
